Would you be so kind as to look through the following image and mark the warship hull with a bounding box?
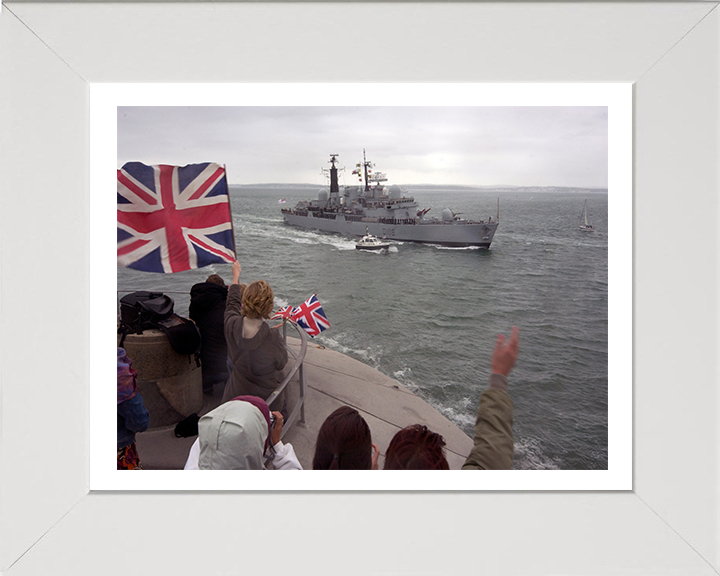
[282,211,497,247]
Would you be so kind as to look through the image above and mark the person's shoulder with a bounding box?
[207,283,228,298]
[267,324,286,344]
[254,321,280,344]
[226,284,243,304]
[192,281,224,294]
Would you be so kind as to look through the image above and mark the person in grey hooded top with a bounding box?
[184,396,301,470]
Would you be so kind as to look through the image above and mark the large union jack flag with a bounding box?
[117,162,236,273]
[290,294,330,337]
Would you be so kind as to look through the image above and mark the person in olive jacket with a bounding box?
[462,326,519,470]
[189,274,230,393]
[382,327,520,471]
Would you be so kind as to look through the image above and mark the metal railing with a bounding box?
[266,320,308,440]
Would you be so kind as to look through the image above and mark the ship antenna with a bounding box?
[497,197,500,222]
[362,148,373,192]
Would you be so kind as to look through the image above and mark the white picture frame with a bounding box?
[1,2,718,574]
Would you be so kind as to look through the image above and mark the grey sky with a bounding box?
[117,106,608,188]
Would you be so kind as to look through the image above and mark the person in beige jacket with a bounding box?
[462,326,519,470]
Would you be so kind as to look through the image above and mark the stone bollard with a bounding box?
[119,328,203,429]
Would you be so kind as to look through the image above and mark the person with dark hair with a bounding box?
[462,326,520,470]
[313,406,379,470]
[384,424,450,470]
[117,348,150,470]
[189,273,229,393]
[222,261,288,406]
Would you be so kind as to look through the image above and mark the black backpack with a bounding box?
[119,291,174,333]
[118,291,202,366]
[156,315,202,360]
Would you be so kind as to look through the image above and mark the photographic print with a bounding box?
[102,84,631,490]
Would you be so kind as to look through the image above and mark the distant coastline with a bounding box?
[231,183,609,194]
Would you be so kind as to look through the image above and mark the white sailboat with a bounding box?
[580,200,595,232]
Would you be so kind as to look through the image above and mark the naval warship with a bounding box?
[281,152,499,248]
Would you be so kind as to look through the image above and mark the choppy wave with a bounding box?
[274,296,290,309]
[513,436,562,470]
[433,245,482,251]
[435,399,477,431]
[319,334,382,368]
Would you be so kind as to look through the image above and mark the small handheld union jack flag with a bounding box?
[117,162,236,273]
[271,306,294,321]
[290,294,330,337]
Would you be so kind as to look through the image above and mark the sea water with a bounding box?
[118,186,609,470]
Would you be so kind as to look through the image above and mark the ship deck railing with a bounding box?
[266,319,309,442]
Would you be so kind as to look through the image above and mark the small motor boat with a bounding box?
[355,228,391,251]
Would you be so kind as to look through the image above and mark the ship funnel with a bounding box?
[329,154,340,194]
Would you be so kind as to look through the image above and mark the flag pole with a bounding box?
[224,164,238,260]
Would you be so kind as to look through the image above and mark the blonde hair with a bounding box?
[241,280,274,319]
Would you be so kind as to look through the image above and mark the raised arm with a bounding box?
[224,262,245,340]
[462,327,519,470]
[231,260,241,285]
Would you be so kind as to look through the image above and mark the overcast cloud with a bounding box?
[118,106,608,188]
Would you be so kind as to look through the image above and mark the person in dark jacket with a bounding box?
[189,274,230,393]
